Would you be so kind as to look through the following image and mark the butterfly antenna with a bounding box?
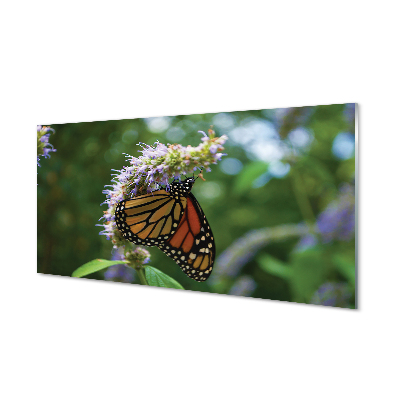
[196,169,206,181]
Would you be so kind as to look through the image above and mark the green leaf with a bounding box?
[72,259,128,278]
[233,161,269,195]
[333,254,355,286]
[289,247,332,303]
[258,254,293,280]
[144,266,184,289]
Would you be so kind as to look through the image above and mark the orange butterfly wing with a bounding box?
[159,193,215,282]
[115,190,187,247]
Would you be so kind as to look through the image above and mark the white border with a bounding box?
[2,2,400,399]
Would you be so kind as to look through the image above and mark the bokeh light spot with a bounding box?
[166,126,186,142]
[220,158,243,175]
[145,117,171,133]
[198,181,222,199]
[249,141,285,162]
[213,113,236,130]
[252,172,271,188]
[332,132,355,160]
[268,161,291,178]
[122,130,138,144]
[229,118,285,162]
[288,128,313,148]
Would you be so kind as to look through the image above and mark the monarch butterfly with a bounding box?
[114,177,215,282]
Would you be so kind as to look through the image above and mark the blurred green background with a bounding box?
[37,103,356,308]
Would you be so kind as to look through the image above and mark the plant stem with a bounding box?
[136,267,148,285]
[291,169,316,231]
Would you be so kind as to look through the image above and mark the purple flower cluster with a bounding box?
[125,246,151,268]
[37,125,56,166]
[98,129,228,249]
[104,264,135,283]
[228,275,257,297]
[293,233,318,252]
[310,282,352,308]
[128,129,227,196]
[104,248,132,282]
[104,247,150,282]
[343,103,356,127]
[317,184,355,243]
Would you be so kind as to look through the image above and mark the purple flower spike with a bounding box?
[37,125,56,167]
[310,282,352,308]
[317,183,355,243]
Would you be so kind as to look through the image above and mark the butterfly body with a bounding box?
[115,178,215,282]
